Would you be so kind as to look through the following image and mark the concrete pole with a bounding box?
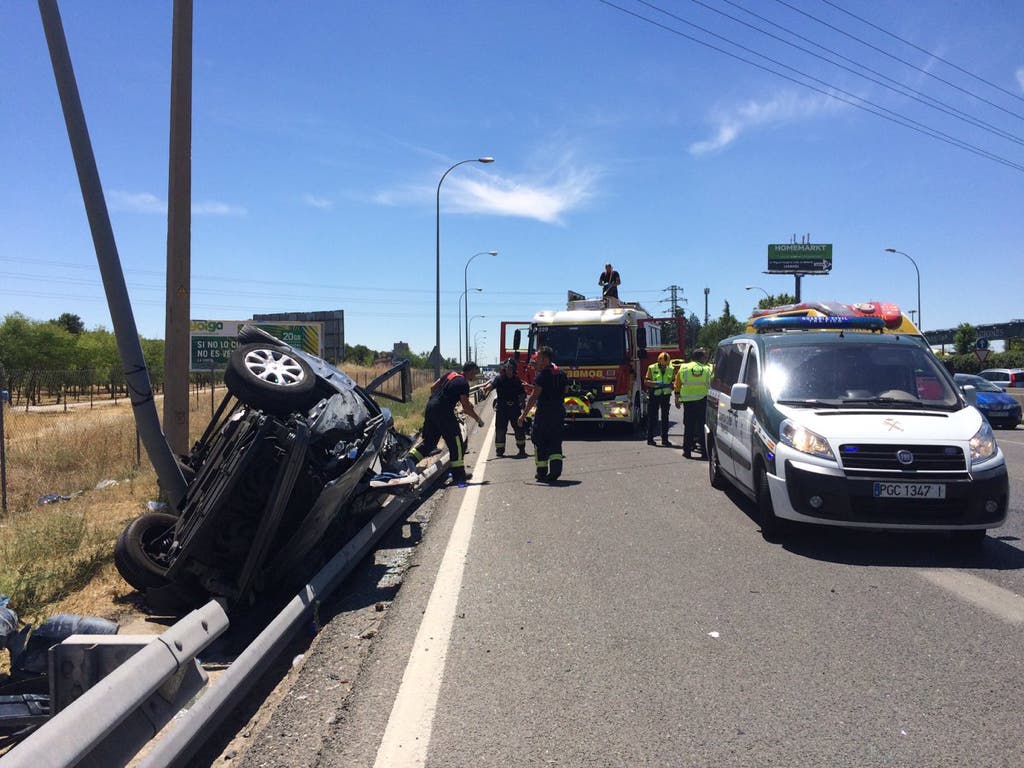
[163,0,193,456]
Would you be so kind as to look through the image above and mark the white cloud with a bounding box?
[108,190,246,217]
[689,92,838,156]
[303,194,334,210]
[1016,67,1024,92]
[373,161,599,224]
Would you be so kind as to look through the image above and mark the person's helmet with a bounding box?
[658,352,670,363]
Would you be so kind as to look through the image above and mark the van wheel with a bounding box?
[708,439,726,490]
[756,463,784,541]
[224,343,319,415]
[114,512,178,590]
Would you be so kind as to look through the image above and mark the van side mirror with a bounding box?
[961,384,978,406]
[730,382,750,410]
[513,329,521,352]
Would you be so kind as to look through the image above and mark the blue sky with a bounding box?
[3,0,1023,363]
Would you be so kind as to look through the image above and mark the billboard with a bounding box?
[767,243,833,274]
[189,320,323,372]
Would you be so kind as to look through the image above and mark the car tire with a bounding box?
[756,462,784,541]
[708,439,726,490]
[224,343,319,415]
[114,512,178,590]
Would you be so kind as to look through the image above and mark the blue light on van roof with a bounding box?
[752,315,886,332]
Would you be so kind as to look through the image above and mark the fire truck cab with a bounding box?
[501,295,685,429]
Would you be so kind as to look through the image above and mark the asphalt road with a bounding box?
[238,409,1024,768]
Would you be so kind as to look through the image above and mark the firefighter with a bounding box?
[408,362,486,483]
[598,262,621,299]
[644,351,674,446]
[674,348,713,459]
[482,360,528,457]
[518,345,568,482]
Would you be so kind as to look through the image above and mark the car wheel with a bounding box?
[708,439,726,490]
[114,512,178,590]
[224,343,319,415]
[756,462,784,541]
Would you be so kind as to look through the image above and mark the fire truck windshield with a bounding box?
[536,325,626,366]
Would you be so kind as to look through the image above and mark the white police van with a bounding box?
[705,312,1009,545]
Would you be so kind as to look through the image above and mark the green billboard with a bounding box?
[767,243,833,274]
[189,320,323,372]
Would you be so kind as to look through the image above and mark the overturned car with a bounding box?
[114,325,416,612]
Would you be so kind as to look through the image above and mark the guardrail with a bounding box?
[3,602,228,768]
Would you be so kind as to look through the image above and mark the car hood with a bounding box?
[774,404,984,442]
[975,392,1020,408]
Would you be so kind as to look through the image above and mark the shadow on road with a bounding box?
[724,486,1024,571]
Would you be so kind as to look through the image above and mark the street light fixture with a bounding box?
[884,248,922,331]
[745,285,770,300]
[435,157,494,376]
[464,250,498,362]
[468,314,486,358]
[458,287,483,364]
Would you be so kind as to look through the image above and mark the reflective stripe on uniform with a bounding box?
[535,457,549,468]
[409,448,423,461]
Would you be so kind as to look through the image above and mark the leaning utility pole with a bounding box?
[163,0,193,457]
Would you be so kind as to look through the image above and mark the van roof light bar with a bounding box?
[752,315,887,333]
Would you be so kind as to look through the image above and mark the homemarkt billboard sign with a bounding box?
[189,320,323,372]
[767,243,833,274]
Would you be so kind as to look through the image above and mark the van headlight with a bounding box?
[780,419,835,461]
[969,420,997,465]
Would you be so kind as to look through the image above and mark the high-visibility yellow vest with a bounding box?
[646,362,674,396]
[675,362,713,402]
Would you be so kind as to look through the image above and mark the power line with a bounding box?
[598,0,1024,173]
[770,0,1024,123]
[703,0,1024,148]
[817,0,1024,107]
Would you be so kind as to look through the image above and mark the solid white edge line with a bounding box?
[372,416,497,768]
[916,569,1024,625]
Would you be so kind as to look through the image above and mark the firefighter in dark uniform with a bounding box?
[482,360,528,457]
[408,362,485,483]
[518,345,568,482]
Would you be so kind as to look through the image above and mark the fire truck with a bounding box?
[500,293,685,429]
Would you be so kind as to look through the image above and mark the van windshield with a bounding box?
[535,324,626,366]
[764,341,959,408]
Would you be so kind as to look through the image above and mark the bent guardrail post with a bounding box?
[3,601,228,768]
[139,463,450,768]
[37,0,188,509]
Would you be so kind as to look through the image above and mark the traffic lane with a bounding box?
[424,430,1023,767]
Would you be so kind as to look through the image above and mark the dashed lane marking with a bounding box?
[916,569,1024,625]
[372,416,497,768]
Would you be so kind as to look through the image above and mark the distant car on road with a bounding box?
[954,373,1022,429]
[978,368,1024,389]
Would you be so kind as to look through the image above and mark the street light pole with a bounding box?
[885,248,922,331]
[464,250,497,363]
[468,315,486,362]
[474,330,487,365]
[435,157,494,377]
[458,287,483,364]
[745,285,770,301]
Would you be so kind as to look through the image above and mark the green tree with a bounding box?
[696,301,744,352]
[757,293,797,309]
[0,313,36,370]
[685,312,702,350]
[51,312,85,335]
[953,323,977,355]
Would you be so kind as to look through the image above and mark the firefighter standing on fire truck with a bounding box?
[408,362,485,483]
[644,351,674,446]
[674,348,713,459]
[482,360,527,457]
[518,346,568,482]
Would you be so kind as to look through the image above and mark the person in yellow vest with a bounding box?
[674,348,713,459]
[644,352,675,446]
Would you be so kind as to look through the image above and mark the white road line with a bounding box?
[373,417,497,768]
[916,569,1024,625]
[997,437,1024,446]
